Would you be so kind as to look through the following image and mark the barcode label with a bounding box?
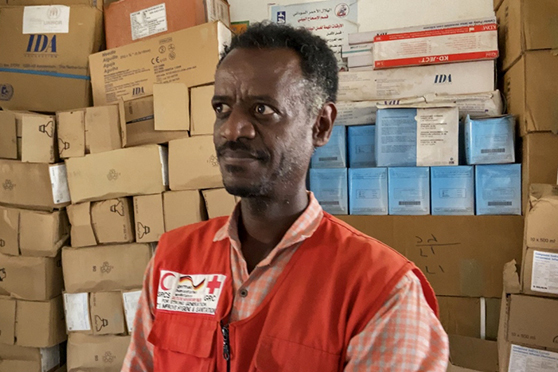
[481,148,505,154]
[399,201,420,206]
[488,201,512,206]
[318,157,338,161]
[321,201,340,206]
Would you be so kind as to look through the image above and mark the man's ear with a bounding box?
[312,102,337,148]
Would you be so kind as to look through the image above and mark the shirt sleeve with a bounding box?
[121,257,156,372]
[344,271,449,372]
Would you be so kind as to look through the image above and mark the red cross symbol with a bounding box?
[207,275,222,295]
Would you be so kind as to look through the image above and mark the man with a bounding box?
[123,22,448,372]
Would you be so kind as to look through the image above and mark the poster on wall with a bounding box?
[270,0,358,69]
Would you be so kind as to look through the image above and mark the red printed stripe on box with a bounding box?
[374,24,497,42]
[374,51,499,69]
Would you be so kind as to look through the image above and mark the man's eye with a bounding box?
[214,103,231,114]
[254,104,275,115]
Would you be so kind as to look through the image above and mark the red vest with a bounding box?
[148,213,437,372]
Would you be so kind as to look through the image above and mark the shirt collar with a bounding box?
[213,192,323,251]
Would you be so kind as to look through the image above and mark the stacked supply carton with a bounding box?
[0,0,103,112]
[496,0,558,209]
[498,185,558,372]
[311,5,525,371]
[0,111,71,371]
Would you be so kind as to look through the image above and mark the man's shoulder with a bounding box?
[321,213,406,260]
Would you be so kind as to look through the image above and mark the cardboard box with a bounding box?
[507,294,558,351]
[376,106,459,167]
[0,296,66,348]
[347,125,375,168]
[0,5,103,112]
[348,168,388,215]
[0,206,69,257]
[201,188,237,219]
[190,84,215,136]
[64,292,126,335]
[168,135,222,190]
[0,160,70,210]
[90,21,231,106]
[310,126,347,168]
[0,111,19,160]
[494,0,503,11]
[337,215,523,297]
[0,253,63,300]
[163,190,206,231]
[105,0,230,49]
[447,335,499,372]
[521,248,558,298]
[338,60,495,101]
[373,18,498,69]
[504,51,558,135]
[153,83,189,131]
[309,168,348,215]
[465,115,515,165]
[119,95,190,147]
[62,243,152,293]
[6,0,102,9]
[0,343,62,372]
[335,97,425,126]
[431,166,475,216]
[522,133,558,209]
[91,198,135,244]
[524,184,558,251]
[66,203,95,248]
[343,43,374,68]
[438,297,500,340]
[424,90,503,119]
[57,105,122,159]
[56,110,85,159]
[388,167,430,215]
[133,194,165,242]
[20,113,57,164]
[67,333,130,372]
[65,144,168,204]
[497,0,558,72]
[475,164,521,216]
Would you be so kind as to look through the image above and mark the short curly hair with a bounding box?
[220,22,339,109]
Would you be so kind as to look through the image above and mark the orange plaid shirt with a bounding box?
[122,193,449,371]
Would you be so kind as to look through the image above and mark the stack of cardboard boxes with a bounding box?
[0,112,71,370]
[307,4,528,371]
[55,11,237,369]
[498,185,558,371]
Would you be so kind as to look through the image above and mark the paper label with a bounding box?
[157,270,226,315]
[508,344,558,372]
[40,345,60,372]
[130,4,168,41]
[122,290,142,333]
[49,164,71,204]
[64,293,91,331]
[416,107,458,166]
[531,250,558,295]
[23,6,70,34]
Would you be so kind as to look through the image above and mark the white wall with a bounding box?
[229,0,494,32]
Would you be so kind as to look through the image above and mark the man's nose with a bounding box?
[218,108,256,142]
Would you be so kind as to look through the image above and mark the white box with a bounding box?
[338,60,495,102]
[373,18,498,69]
[349,168,388,215]
[310,126,346,168]
[375,105,459,167]
[424,90,503,119]
[309,168,348,215]
[335,97,425,126]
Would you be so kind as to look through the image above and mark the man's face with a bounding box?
[212,48,317,198]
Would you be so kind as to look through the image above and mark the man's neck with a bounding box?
[237,188,309,272]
